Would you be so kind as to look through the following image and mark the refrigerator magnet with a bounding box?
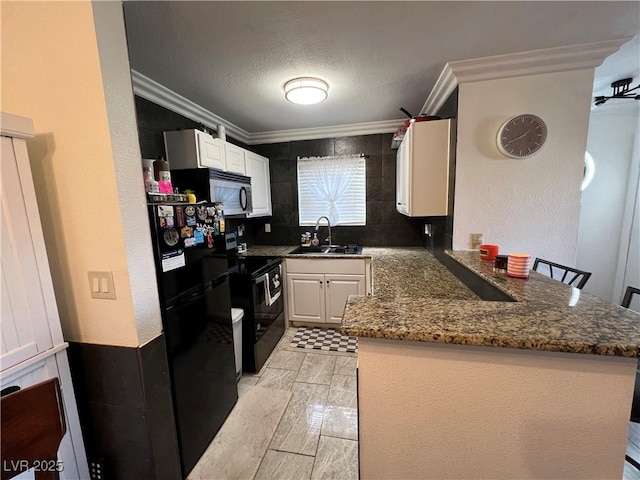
[165,216,174,228]
[175,206,185,227]
[194,229,204,244]
[184,237,196,248]
[180,226,194,238]
[184,205,196,217]
[196,205,208,221]
[186,216,196,227]
[158,205,174,217]
[163,228,179,247]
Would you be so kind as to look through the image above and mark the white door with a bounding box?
[196,131,226,170]
[1,136,54,369]
[246,151,272,217]
[325,274,365,324]
[225,142,246,175]
[287,273,325,323]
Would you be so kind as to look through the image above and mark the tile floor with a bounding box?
[187,327,640,479]
[187,327,358,480]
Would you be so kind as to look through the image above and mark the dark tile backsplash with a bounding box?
[133,95,437,248]
[251,134,428,247]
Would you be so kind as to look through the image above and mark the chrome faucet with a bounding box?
[314,216,332,246]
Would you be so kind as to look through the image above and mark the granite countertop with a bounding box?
[238,244,373,259]
[340,248,640,357]
[237,245,297,257]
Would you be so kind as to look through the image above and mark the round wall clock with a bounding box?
[497,114,547,159]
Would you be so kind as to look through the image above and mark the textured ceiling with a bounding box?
[123,1,639,134]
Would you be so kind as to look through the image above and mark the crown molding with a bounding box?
[131,70,250,144]
[421,37,632,118]
[449,37,632,84]
[247,119,403,145]
[131,70,404,144]
[421,63,457,116]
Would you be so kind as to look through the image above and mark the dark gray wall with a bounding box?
[251,135,426,246]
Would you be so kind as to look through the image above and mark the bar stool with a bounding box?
[1,378,66,480]
[622,286,640,310]
[532,258,592,290]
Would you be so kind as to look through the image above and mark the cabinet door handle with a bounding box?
[319,280,323,285]
[326,280,330,285]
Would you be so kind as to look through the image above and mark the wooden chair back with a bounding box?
[1,378,66,480]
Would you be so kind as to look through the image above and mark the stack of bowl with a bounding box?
[507,254,532,279]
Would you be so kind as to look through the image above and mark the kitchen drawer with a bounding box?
[286,258,366,275]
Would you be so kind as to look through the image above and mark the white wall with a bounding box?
[358,337,635,479]
[453,70,594,267]
[92,2,163,345]
[1,1,162,347]
[577,104,640,303]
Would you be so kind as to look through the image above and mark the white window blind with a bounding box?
[297,154,366,226]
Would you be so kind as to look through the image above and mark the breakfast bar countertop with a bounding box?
[341,248,640,357]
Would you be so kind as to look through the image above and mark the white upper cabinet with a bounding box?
[245,151,272,218]
[224,142,247,175]
[164,129,226,170]
[396,119,451,217]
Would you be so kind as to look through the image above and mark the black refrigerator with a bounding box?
[147,202,238,477]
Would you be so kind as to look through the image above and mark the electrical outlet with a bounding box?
[88,271,116,299]
[264,223,271,233]
[470,233,483,249]
[424,223,432,237]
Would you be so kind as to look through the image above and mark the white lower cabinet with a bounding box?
[325,274,365,323]
[287,273,326,323]
[286,258,370,325]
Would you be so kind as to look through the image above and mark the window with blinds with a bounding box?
[297,155,366,226]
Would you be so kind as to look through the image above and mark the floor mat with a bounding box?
[291,327,358,354]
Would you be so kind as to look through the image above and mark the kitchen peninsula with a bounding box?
[341,248,640,479]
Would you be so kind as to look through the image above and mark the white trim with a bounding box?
[613,119,640,304]
[131,70,403,144]
[0,112,34,138]
[0,342,69,384]
[248,119,403,145]
[131,70,250,144]
[421,37,631,117]
[448,37,631,84]
[421,64,457,116]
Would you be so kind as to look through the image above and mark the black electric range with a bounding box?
[229,255,285,373]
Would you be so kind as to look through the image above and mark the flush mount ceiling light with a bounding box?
[284,77,328,105]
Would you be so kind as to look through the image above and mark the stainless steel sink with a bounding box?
[288,245,362,255]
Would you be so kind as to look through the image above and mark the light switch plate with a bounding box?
[470,233,483,249]
[88,271,116,299]
[264,223,271,233]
